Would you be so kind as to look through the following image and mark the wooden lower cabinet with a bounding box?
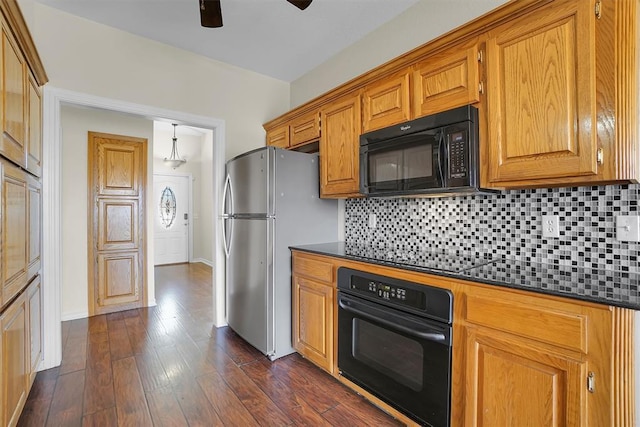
[292,252,335,374]
[292,275,334,373]
[290,250,634,426]
[0,276,42,427]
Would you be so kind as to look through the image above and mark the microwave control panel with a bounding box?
[448,130,468,179]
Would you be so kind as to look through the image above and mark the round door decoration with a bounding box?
[159,186,177,228]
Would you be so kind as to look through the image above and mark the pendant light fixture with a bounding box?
[164,123,186,169]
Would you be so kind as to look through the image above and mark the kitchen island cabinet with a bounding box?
[290,247,635,426]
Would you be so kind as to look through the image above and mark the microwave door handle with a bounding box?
[436,131,445,186]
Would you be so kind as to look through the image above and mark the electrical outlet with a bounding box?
[368,213,377,229]
[542,215,560,238]
[616,216,640,242]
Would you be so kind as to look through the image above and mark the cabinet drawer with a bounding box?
[290,112,320,146]
[464,292,588,353]
[292,254,334,284]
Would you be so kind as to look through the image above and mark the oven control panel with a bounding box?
[337,267,453,323]
[350,276,426,310]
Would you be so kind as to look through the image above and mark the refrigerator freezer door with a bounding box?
[226,217,273,356]
[227,147,274,216]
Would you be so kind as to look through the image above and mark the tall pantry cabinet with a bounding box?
[0,1,48,426]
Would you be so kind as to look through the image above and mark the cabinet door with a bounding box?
[27,176,41,281]
[1,294,28,427]
[319,93,361,198]
[464,327,585,426]
[362,70,411,132]
[292,274,334,374]
[485,1,597,184]
[413,45,480,118]
[0,23,26,168]
[2,161,27,307]
[26,75,42,177]
[27,276,41,386]
[290,111,320,146]
[266,125,289,149]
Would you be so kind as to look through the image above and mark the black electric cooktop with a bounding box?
[343,243,497,273]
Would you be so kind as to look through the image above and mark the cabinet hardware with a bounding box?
[477,50,483,63]
[587,371,595,393]
[594,1,601,19]
[597,148,604,165]
[478,81,484,94]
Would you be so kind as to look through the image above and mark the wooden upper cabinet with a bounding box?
[412,44,480,118]
[266,125,290,149]
[290,111,320,147]
[362,70,411,132]
[26,75,42,177]
[319,93,362,198]
[1,161,28,307]
[0,23,26,169]
[485,0,597,185]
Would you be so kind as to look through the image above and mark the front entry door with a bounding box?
[88,132,147,316]
[153,174,189,265]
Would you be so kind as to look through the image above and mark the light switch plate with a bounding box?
[542,215,560,238]
[616,215,640,242]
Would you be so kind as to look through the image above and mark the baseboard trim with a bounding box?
[61,310,89,321]
[192,258,213,267]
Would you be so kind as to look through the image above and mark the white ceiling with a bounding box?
[35,0,421,82]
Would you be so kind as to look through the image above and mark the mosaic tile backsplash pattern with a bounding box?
[345,184,640,274]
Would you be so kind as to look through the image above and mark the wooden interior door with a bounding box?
[88,132,147,316]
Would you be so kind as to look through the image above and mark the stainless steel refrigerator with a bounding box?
[222,146,337,360]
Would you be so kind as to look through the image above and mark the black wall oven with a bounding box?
[337,268,453,427]
[360,105,482,197]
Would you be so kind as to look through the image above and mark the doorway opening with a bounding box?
[41,87,227,370]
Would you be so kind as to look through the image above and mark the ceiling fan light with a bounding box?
[200,0,223,27]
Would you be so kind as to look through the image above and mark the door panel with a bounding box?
[227,217,270,354]
[96,138,142,197]
[88,132,146,316]
[153,174,189,265]
[97,200,139,251]
[227,148,271,215]
[0,26,26,168]
[97,252,141,309]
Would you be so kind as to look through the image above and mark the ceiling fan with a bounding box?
[200,0,313,28]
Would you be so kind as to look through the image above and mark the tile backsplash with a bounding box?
[345,184,640,274]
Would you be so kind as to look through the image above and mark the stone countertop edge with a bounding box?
[290,242,640,311]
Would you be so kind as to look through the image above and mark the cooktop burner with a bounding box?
[344,243,497,273]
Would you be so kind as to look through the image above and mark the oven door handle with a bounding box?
[338,296,448,343]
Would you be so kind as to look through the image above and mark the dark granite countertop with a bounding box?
[290,242,640,310]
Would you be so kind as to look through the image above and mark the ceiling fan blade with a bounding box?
[286,0,313,11]
[200,0,223,28]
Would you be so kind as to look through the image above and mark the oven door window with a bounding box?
[338,295,451,426]
[353,318,423,391]
[365,132,442,192]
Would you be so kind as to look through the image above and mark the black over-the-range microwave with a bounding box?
[360,105,491,197]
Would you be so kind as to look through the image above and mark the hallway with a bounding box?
[18,263,400,426]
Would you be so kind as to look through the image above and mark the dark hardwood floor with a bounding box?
[18,263,402,426]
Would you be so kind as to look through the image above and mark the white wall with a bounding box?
[290,0,507,107]
[199,131,215,263]
[60,105,154,320]
[18,0,290,160]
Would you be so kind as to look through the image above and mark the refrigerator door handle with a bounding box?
[221,174,234,258]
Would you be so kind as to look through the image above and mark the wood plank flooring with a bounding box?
[18,263,402,426]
